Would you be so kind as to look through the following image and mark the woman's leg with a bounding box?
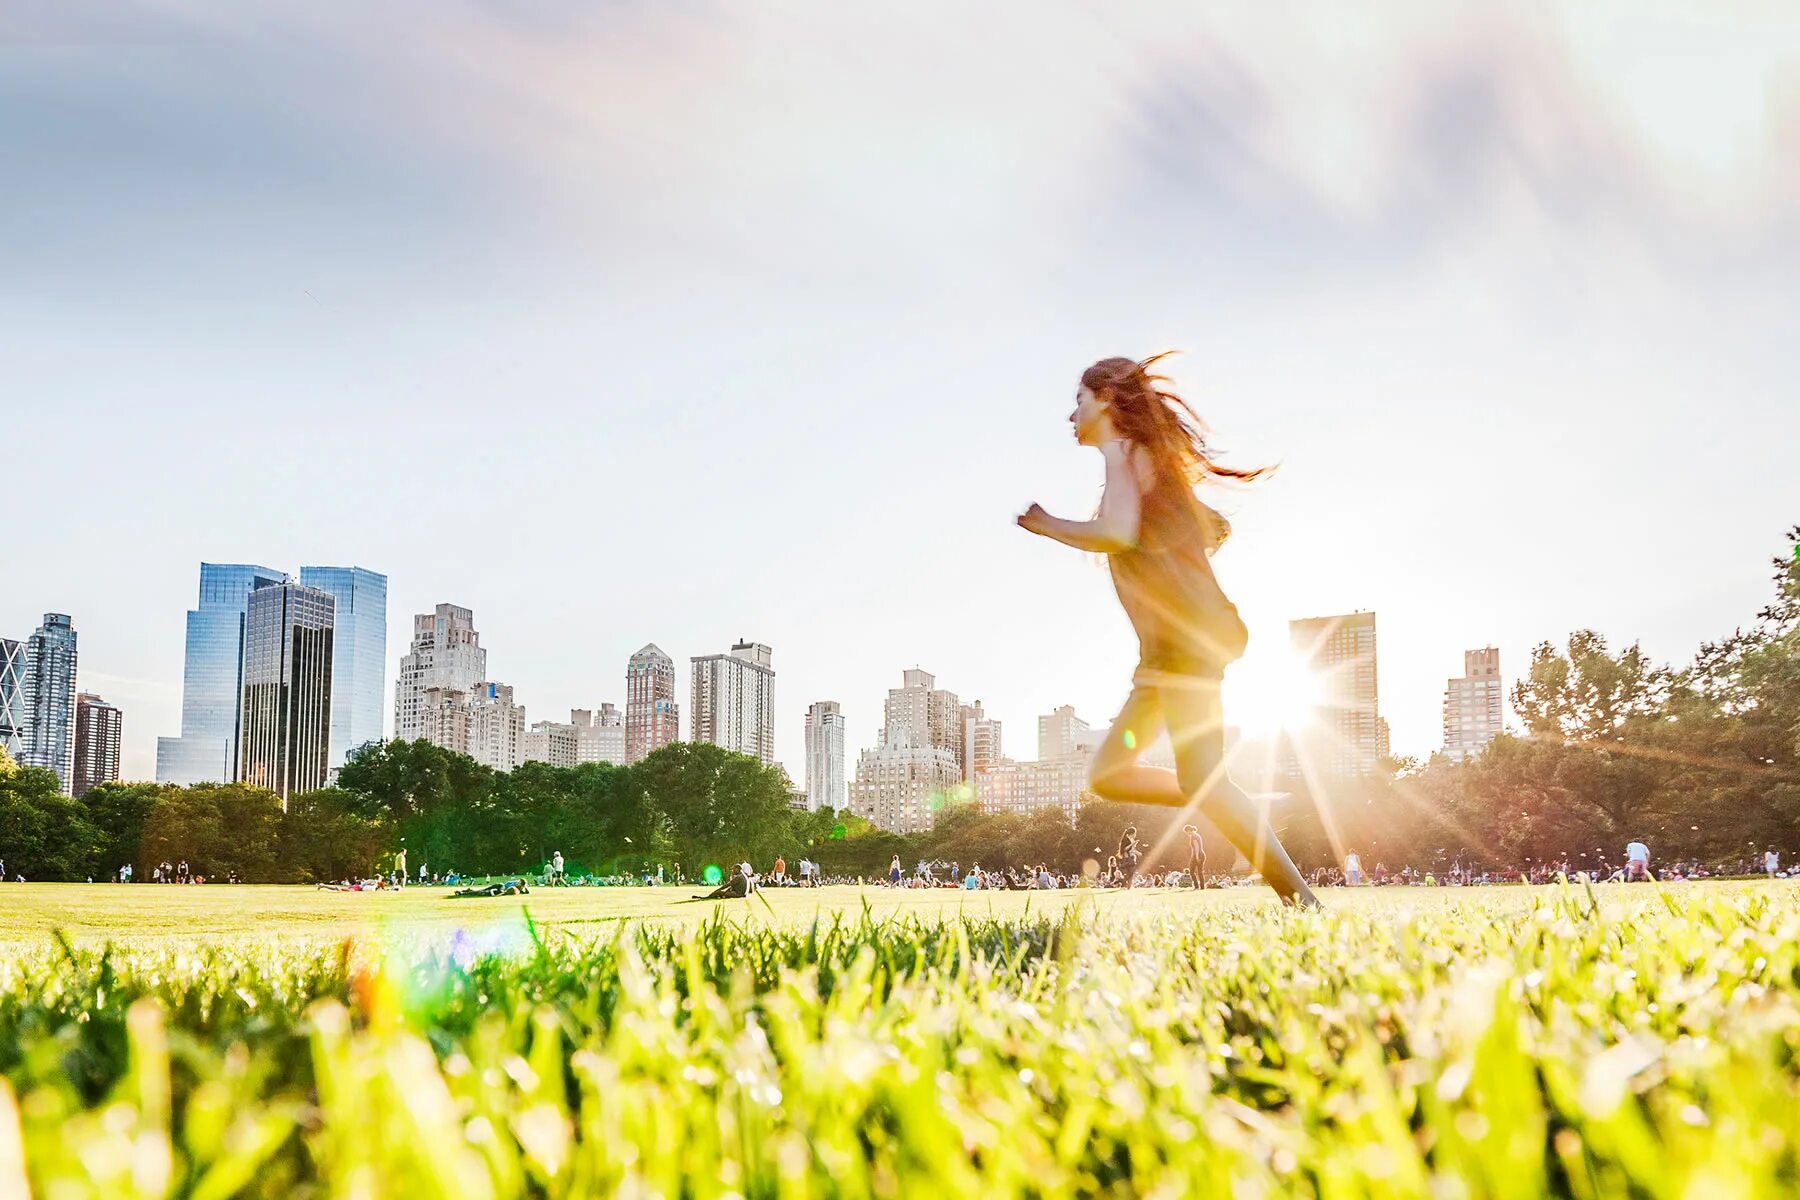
[1161,677,1317,907]
[1088,685,1187,807]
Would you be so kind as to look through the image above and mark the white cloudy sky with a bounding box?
[4,1,1797,783]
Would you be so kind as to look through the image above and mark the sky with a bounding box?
[4,1,1798,786]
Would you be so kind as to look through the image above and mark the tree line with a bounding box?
[3,527,1794,884]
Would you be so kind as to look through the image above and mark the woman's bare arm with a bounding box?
[1017,441,1142,553]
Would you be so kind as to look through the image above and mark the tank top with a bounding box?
[1107,444,1248,676]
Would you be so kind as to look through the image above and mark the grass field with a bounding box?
[4,880,1799,1197]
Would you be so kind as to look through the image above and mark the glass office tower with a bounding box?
[238,579,335,801]
[20,614,79,793]
[298,566,388,771]
[156,563,284,785]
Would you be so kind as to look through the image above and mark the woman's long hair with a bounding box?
[1081,353,1269,551]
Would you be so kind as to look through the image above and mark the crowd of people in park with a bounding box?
[15,836,1794,894]
[1312,843,1793,887]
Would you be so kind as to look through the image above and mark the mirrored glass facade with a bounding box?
[156,563,283,785]
[238,580,335,800]
[298,566,388,770]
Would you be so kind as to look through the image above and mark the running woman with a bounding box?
[1018,354,1317,906]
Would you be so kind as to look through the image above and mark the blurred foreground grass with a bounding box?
[2,880,1797,1197]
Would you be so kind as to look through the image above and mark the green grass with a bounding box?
[3,881,1798,1197]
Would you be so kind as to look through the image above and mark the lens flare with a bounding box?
[702,864,723,886]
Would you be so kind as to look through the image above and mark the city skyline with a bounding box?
[7,5,1794,797]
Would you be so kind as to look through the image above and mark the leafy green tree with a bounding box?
[0,763,104,879]
[281,789,390,882]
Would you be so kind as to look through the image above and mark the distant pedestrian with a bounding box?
[1119,827,1141,884]
[1344,851,1363,887]
[1766,848,1780,878]
[1183,824,1206,889]
[1625,840,1652,882]
[889,855,902,887]
[551,851,565,885]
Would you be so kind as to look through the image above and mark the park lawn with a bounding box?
[4,876,1800,1197]
[0,877,1783,947]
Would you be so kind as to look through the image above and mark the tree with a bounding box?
[0,763,103,880]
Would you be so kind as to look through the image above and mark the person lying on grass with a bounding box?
[451,879,530,897]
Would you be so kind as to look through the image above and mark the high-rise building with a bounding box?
[849,742,963,835]
[0,638,24,760]
[395,605,487,744]
[1289,611,1381,779]
[850,669,967,833]
[238,579,335,801]
[467,681,525,771]
[691,640,776,764]
[157,564,285,785]
[571,705,626,766]
[626,644,679,762]
[1443,647,1503,763]
[1038,704,1101,763]
[298,566,388,771]
[19,613,79,794]
[961,700,1003,779]
[804,700,847,812]
[72,693,123,798]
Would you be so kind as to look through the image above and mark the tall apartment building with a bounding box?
[626,644,679,762]
[72,692,123,798]
[849,742,963,835]
[690,640,776,764]
[1288,611,1382,779]
[804,700,847,812]
[394,604,487,743]
[468,681,525,771]
[297,566,387,770]
[961,700,1003,779]
[1038,704,1101,762]
[238,579,335,801]
[850,669,965,833]
[571,704,626,765]
[19,613,79,794]
[0,638,24,760]
[1443,647,1503,763]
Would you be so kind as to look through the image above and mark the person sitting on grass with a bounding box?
[694,863,756,900]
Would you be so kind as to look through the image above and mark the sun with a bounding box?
[1224,646,1325,738]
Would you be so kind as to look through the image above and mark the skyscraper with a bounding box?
[298,566,388,771]
[961,700,1003,779]
[394,604,487,744]
[804,700,846,812]
[521,718,582,768]
[20,613,79,794]
[1289,611,1382,779]
[1443,647,1503,763]
[690,640,776,764]
[157,563,285,785]
[238,579,335,801]
[0,638,23,760]
[626,644,679,762]
[850,669,965,833]
[72,693,122,798]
